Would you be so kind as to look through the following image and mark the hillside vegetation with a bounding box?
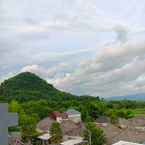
[0,72,76,102]
[1,72,145,143]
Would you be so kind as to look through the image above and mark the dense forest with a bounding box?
[1,72,145,144]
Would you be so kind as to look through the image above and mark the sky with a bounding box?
[1,0,145,97]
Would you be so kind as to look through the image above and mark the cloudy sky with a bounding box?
[1,0,145,97]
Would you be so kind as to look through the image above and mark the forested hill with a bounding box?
[0,72,77,102]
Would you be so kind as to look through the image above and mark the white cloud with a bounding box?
[21,63,73,79]
[2,0,145,34]
[1,0,145,97]
[52,39,145,97]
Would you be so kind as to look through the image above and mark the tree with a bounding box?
[88,102,107,119]
[84,122,106,145]
[81,107,93,122]
[49,122,63,144]
[22,100,53,119]
[19,110,38,142]
[110,113,118,124]
[107,110,118,124]
[9,100,21,112]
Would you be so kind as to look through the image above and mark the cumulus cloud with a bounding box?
[52,39,145,97]
[21,63,73,79]
[21,65,50,77]
[113,25,128,43]
[2,0,145,34]
[1,0,145,97]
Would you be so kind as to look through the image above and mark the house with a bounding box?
[60,137,86,145]
[37,133,51,145]
[96,116,110,127]
[37,117,85,136]
[50,112,68,123]
[112,141,143,145]
[61,120,85,136]
[37,117,54,133]
[66,109,81,123]
[49,109,81,123]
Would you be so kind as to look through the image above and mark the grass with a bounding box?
[132,108,145,116]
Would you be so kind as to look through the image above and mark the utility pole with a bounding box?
[88,129,91,145]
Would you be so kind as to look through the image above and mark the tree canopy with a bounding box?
[1,72,145,142]
[84,122,106,145]
[49,122,63,144]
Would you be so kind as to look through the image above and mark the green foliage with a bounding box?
[9,100,21,112]
[116,109,134,119]
[1,72,108,122]
[0,95,7,103]
[1,72,145,143]
[19,110,38,140]
[0,72,75,102]
[88,101,107,119]
[107,109,135,124]
[21,100,53,119]
[108,111,118,124]
[107,100,145,109]
[8,126,20,132]
[132,108,145,116]
[49,122,63,144]
[125,110,135,118]
[84,122,106,145]
[81,107,93,122]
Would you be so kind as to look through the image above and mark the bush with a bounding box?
[84,122,106,145]
[49,122,63,144]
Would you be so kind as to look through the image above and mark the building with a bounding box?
[49,109,81,123]
[61,120,85,136]
[50,112,68,123]
[112,141,143,145]
[37,117,85,136]
[60,137,86,145]
[96,116,110,127]
[36,117,54,133]
[66,109,81,123]
[37,133,51,145]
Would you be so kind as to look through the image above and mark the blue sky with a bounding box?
[1,0,145,97]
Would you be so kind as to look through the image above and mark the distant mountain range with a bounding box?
[107,93,145,101]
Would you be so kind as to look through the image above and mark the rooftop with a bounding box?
[67,109,80,115]
[99,116,145,144]
[96,116,110,123]
[37,117,85,136]
[61,138,83,145]
[38,133,51,141]
[112,141,143,145]
[51,111,62,117]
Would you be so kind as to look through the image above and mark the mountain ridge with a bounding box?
[1,72,145,101]
[107,93,145,100]
[0,72,76,102]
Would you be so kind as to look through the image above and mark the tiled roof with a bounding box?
[67,109,80,115]
[61,138,83,145]
[96,116,110,123]
[112,141,143,145]
[37,117,85,136]
[51,111,62,117]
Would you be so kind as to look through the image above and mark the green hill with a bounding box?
[0,72,75,102]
